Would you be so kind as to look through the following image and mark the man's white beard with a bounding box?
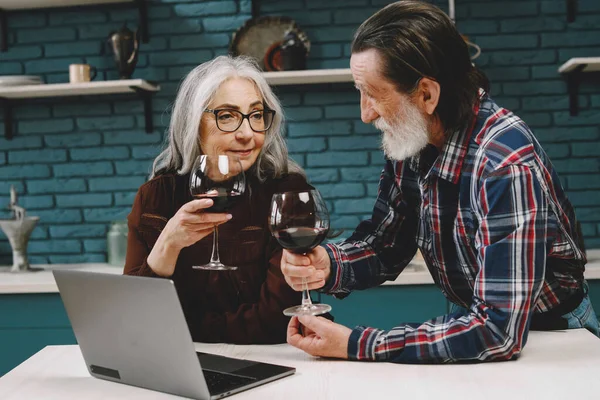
[375,97,430,161]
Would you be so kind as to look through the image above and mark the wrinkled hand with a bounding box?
[280,246,331,291]
[162,198,231,249]
[287,315,351,359]
[147,199,231,276]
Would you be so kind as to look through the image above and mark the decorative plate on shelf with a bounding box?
[229,16,310,71]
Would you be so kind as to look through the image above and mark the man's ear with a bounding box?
[415,77,440,116]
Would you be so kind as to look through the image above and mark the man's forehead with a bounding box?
[351,50,392,89]
[350,50,383,72]
[353,71,396,97]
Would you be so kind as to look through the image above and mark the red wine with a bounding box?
[273,227,328,254]
[193,191,242,212]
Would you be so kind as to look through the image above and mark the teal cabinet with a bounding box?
[327,281,600,331]
[586,280,600,316]
[0,294,76,376]
[323,285,448,330]
[2,282,596,376]
[0,286,445,376]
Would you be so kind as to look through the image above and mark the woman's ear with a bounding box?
[415,77,441,116]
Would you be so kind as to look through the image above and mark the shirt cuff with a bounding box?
[126,259,163,278]
[321,243,344,294]
[347,326,386,361]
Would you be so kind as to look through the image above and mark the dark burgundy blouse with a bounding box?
[124,171,311,344]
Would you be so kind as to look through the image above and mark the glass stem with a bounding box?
[210,226,220,263]
[301,277,313,307]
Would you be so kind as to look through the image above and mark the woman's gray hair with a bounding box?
[150,55,303,181]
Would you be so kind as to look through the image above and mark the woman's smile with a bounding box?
[229,149,253,158]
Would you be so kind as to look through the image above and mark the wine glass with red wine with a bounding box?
[269,190,332,316]
[189,155,245,270]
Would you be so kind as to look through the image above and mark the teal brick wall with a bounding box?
[1,0,599,264]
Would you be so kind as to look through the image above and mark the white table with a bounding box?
[0,329,599,399]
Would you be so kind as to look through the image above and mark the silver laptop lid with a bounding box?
[53,269,211,400]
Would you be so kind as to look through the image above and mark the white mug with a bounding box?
[69,64,97,83]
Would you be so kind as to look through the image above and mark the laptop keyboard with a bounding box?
[202,369,257,394]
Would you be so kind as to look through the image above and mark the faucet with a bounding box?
[9,185,26,221]
[0,186,41,272]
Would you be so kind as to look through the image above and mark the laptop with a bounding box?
[52,269,296,399]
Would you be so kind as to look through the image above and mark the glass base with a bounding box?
[283,303,332,317]
[192,261,237,271]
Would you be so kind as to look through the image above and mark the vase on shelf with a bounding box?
[107,24,140,79]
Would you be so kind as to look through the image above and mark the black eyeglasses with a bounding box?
[204,108,275,133]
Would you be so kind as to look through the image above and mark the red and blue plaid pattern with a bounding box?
[323,94,587,363]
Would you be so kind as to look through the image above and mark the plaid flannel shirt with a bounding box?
[323,94,586,363]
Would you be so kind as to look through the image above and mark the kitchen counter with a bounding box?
[1,249,600,294]
[0,263,122,294]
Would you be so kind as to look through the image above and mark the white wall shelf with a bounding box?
[262,68,353,86]
[558,57,600,74]
[0,79,159,139]
[0,0,131,9]
[0,0,148,51]
[0,79,158,99]
[558,57,600,116]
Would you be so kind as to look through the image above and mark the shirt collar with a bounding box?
[408,97,481,184]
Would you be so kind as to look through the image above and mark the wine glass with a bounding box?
[189,155,245,270]
[269,190,332,316]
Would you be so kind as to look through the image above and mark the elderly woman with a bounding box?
[124,56,311,344]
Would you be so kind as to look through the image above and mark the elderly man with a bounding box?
[280,0,598,364]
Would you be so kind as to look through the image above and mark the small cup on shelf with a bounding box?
[69,64,97,83]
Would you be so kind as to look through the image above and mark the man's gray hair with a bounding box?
[150,55,303,181]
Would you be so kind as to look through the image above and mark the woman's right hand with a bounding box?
[147,199,231,277]
[162,198,231,250]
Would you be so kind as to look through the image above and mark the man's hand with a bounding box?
[287,315,351,359]
[280,246,331,291]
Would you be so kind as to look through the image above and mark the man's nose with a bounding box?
[360,96,378,124]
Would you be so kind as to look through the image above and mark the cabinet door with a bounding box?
[0,328,76,376]
[0,294,76,376]
[322,285,448,330]
[586,280,600,319]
